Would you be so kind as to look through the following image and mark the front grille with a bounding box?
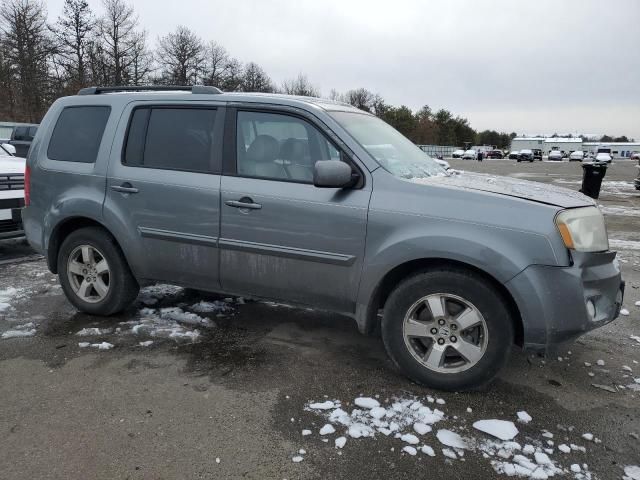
[0,218,22,233]
[0,173,24,191]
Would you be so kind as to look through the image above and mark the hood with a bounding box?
[409,172,594,208]
[0,156,26,175]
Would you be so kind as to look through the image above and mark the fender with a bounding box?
[354,218,557,334]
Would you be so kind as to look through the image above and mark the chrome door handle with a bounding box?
[225,199,262,210]
[111,183,139,194]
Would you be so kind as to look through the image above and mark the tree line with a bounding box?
[0,0,632,148]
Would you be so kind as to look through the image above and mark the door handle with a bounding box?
[225,199,262,210]
[111,182,139,194]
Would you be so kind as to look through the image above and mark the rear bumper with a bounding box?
[506,250,623,348]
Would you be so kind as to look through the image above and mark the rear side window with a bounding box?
[48,106,111,163]
[123,107,217,173]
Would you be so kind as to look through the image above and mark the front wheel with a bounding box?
[58,227,139,315]
[381,268,514,391]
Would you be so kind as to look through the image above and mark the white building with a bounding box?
[510,137,640,158]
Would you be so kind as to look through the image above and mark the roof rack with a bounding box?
[77,85,223,95]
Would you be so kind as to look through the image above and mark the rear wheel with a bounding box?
[58,227,139,315]
[381,268,514,391]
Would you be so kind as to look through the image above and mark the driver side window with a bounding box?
[236,111,339,183]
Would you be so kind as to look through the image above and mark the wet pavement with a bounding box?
[1,159,639,479]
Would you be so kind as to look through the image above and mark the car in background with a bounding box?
[9,123,38,157]
[0,143,26,239]
[462,149,477,160]
[486,149,504,159]
[548,151,563,161]
[508,150,520,159]
[630,151,640,160]
[569,151,584,161]
[452,149,465,159]
[518,149,534,162]
[595,152,612,163]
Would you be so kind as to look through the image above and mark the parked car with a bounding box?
[518,149,534,162]
[0,143,26,239]
[9,123,38,158]
[508,150,520,159]
[452,149,465,159]
[630,151,640,160]
[595,152,612,163]
[548,151,563,161]
[486,150,504,159]
[532,149,543,161]
[23,85,623,391]
[569,150,585,161]
[462,149,477,160]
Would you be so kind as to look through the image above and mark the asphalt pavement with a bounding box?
[1,159,639,480]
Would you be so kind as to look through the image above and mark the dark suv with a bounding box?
[9,124,38,157]
[486,150,504,159]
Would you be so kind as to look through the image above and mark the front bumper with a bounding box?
[506,250,623,349]
[0,199,24,239]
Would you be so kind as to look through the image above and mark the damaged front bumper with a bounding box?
[505,250,624,349]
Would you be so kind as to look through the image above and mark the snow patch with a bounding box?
[473,420,519,441]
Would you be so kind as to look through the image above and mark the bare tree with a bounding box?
[345,88,376,112]
[202,41,231,88]
[50,0,94,90]
[282,73,319,97]
[99,0,139,85]
[129,30,152,85]
[0,0,53,122]
[240,61,274,93]
[156,25,204,85]
[220,57,243,91]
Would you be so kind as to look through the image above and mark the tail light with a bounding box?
[24,165,31,206]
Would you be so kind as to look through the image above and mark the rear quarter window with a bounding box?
[47,106,111,163]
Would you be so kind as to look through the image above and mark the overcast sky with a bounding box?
[47,0,640,139]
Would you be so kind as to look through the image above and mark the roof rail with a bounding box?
[77,85,223,95]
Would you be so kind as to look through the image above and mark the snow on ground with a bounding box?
[138,284,185,306]
[610,239,640,251]
[1,327,36,339]
[0,287,20,312]
[625,465,640,480]
[304,395,606,479]
[553,179,637,197]
[473,419,519,441]
[599,205,640,217]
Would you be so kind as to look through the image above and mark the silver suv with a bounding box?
[22,86,624,390]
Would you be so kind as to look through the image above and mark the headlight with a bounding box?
[555,206,609,252]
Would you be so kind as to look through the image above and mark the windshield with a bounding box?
[330,111,446,179]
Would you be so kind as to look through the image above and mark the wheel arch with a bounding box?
[359,257,524,347]
[47,216,131,275]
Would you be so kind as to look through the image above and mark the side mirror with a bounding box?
[313,160,355,188]
[2,143,16,155]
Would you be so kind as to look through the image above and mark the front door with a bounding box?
[105,103,224,289]
[219,108,371,313]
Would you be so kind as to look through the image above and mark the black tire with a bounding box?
[58,227,139,315]
[381,268,514,391]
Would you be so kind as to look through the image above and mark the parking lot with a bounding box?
[1,159,639,480]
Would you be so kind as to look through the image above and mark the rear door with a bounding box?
[105,102,224,289]
[219,106,371,313]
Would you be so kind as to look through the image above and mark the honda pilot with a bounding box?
[22,86,624,391]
